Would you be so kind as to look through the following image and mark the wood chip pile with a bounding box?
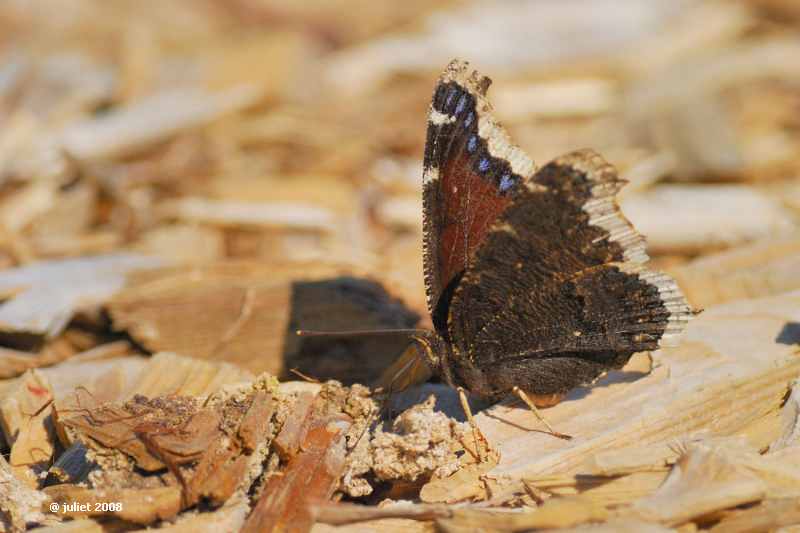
[2,1,800,532]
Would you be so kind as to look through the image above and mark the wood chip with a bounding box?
[237,390,274,453]
[0,454,47,530]
[243,414,352,533]
[44,485,182,525]
[0,369,55,488]
[60,85,262,161]
[62,398,219,472]
[673,235,800,308]
[157,197,339,232]
[116,351,255,400]
[2,1,800,531]
[586,441,680,476]
[706,497,800,533]
[0,253,162,340]
[152,493,250,533]
[108,273,291,376]
[273,390,316,461]
[620,185,795,255]
[618,442,768,526]
[0,345,63,379]
[439,497,607,532]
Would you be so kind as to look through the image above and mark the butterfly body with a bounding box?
[413,59,697,404]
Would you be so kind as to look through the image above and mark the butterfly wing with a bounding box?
[447,150,695,399]
[422,59,536,334]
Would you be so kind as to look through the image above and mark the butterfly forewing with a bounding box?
[422,60,535,334]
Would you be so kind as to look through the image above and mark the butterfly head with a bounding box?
[409,330,450,380]
[410,329,500,401]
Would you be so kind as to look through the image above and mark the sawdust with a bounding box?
[341,395,468,497]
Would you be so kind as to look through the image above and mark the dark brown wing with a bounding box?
[447,150,695,399]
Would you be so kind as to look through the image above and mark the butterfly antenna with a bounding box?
[296,328,430,338]
[289,368,321,383]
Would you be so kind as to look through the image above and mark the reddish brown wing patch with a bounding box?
[435,152,512,315]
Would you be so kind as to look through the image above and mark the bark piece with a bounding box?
[243,414,352,533]
[273,390,316,461]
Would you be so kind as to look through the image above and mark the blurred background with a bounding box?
[1,0,800,383]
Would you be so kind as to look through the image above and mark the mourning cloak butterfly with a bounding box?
[411,59,698,406]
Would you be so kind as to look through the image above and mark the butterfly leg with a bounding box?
[512,386,572,441]
[457,387,490,462]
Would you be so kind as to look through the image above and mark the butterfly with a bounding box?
[410,59,697,409]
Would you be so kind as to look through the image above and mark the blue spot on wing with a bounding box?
[455,94,467,116]
[464,111,474,127]
[445,89,456,107]
[499,173,516,191]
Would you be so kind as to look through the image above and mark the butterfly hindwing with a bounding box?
[447,150,694,399]
[448,150,637,346]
